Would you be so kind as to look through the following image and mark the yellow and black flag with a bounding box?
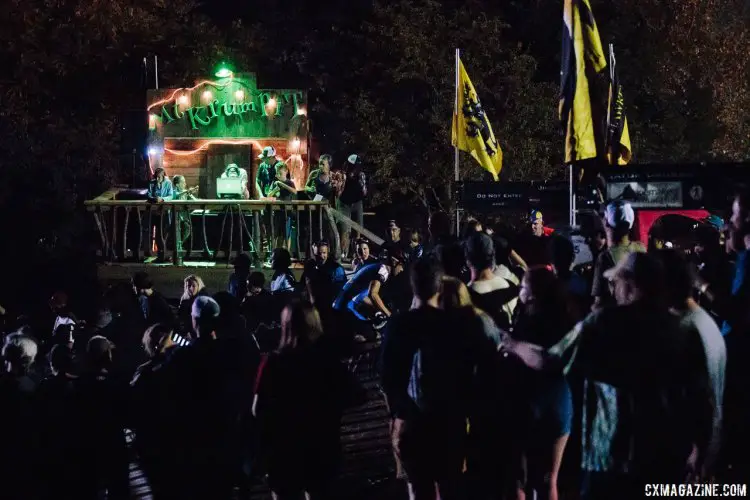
[560,0,607,163]
[606,45,632,165]
[452,59,503,181]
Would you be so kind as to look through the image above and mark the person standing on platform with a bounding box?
[172,175,198,254]
[268,162,297,252]
[337,154,368,260]
[255,146,281,259]
[145,167,174,261]
[255,147,281,199]
[305,155,335,251]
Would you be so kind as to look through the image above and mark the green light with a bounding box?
[215,63,233,78]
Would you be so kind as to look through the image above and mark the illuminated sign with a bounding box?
[158,91,305,131]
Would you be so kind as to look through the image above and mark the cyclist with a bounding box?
[333,247,406,331]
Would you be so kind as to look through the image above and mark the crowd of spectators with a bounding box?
[0,190,748,500]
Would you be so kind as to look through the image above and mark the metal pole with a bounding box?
[454,48,461,236]
[154,55,159,90]
[570,164,577,227]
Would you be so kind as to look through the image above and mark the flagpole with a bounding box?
[454,48,461,236]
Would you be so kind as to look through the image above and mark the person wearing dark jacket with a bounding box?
[253,300,364,499]
[132,271,175,328]
[159,297,249,499]
[381,258,497,500]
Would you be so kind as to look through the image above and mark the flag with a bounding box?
[452,59,502,181]
[606,46,632,165]
[560,0,607,163]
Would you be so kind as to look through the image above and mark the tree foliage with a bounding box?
[0,0,748,251]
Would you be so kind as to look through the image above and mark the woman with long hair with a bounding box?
[178,274,206,337]
[513,266,576,500]
[253,301,363,499]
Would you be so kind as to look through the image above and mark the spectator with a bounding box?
[407,228,424,263]
[465,231,518,330]
[353,239,378,271]
[657,249,726,478]
[254,300,364,499]
[337,154,368,259]
[161,296,248,499]
[178,274,207,337]
[462,217,483,240]
[129,324,183,498]
[520,210,553,267]
[303,240,347,309]
[37,344,86,499]
[549,234,590,317]
[513,267,575,500]
[0,333,39,499]
[242,271,275,333]
[504,252,713,499]
[591,201,645,310]
[228,253,252,300]
[270,248,297,295]
[382,258,496,500]
[76,335,129,499]
[132,271,174,327]
[49,291,78,341]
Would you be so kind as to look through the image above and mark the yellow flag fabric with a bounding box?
[606,55,633,165]
[560,0,607,163]
[452,60,502,181]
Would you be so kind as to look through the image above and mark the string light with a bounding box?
[296,107,307,116]
[177,95,189,106]
[235,90,244,101]
[146,78,237,111]
[290,137,301,152]
[202,90,212,101]
[165,139,264,156]
[148,114,158,130]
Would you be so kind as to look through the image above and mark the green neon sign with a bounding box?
[159,91,304,131]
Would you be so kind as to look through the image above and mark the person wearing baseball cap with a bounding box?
[255,146,280,199]
[591,200,646,310]
[521,209,554,267]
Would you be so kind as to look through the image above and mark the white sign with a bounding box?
[571,234,593,267]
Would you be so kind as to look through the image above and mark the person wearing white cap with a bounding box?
[255,146,280,199]
[591,200,645,310]
[338,154,367,259]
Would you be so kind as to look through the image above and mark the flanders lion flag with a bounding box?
[560,0,607,163]
[452,59,502,181]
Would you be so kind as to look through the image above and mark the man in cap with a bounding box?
[591,201,645,310]
[503,251,713,498]
[161,295,242,498]
[255,146,280,199]
[518,210,553,267]
[338,154,368,259]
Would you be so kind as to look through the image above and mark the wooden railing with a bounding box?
[84,189,338,265]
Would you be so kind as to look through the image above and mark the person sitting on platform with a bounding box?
[220,164,250,200]
[268,162,297,252]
